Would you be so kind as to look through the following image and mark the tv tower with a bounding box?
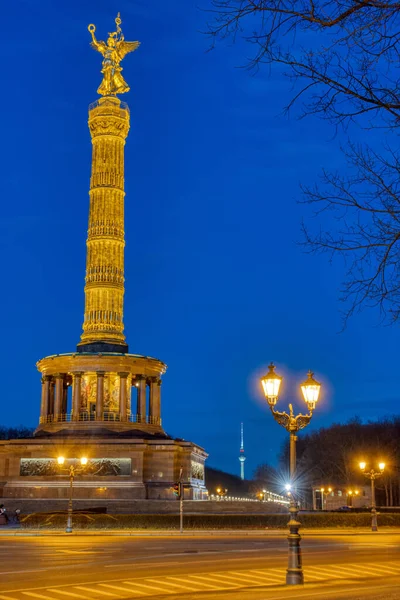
[239,422,246,480]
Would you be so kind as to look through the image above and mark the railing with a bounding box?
[39,413,161,426]
[89,98,130,114]
[209,494,290,505]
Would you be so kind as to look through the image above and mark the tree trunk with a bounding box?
[384,483,389,507]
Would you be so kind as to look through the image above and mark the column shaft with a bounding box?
[96,372,105,421]
[119,372,129,421]
[62,384,68,415]
[137,377,147,423]
[149,378,161,425]
[72,373,83,421]
[54,375,64,421]
[48,380,55,416]
[40,377,51,422]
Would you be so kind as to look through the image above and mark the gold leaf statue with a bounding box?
[88,13,140,96]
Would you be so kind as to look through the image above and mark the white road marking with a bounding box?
[226,570,283,584]
[184,574,225,589]
[122,581,170,593]
[99,583,148,595]
[50,590,88,599]
[22,593,56,600]
[166,575,223,590]
[0,570,47,575]
[145,579,199,592]
[74,586,118,597]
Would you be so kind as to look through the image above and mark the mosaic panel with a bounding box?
[20,458,132,476]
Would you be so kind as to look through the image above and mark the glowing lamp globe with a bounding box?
[81,457,88,466]
[261,363,282,406]
[57,456,65,465]
[359,462,366,471]
[301,371,321,410]
[379,462,385,472]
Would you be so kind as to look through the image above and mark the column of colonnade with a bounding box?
[39,373,162,425]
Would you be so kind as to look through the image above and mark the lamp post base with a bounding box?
[286,500,304,585]
[371,508,378,532]
[66,509,73,534]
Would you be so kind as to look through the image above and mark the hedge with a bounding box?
[18,512,400,530]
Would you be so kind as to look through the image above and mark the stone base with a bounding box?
[0,435,208,511]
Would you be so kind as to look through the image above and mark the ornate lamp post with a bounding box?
[360,461,385,531]
[260,363,321,585]
[57,456,88,533]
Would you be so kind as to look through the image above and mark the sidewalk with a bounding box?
[1,527,400,536]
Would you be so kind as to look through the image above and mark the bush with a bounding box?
[19,512,400,530]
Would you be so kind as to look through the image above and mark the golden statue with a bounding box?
[88,13,140,96]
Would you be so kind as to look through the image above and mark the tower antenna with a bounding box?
[239,422,246,480]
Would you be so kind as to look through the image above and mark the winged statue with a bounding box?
[88,14,140,96]
[270,403,312,432]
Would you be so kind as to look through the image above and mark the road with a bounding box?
[0,532,399,599]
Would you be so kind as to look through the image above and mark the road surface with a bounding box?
[0,532,399,599]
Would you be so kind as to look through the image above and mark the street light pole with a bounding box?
[360,462,385,532]
[260,364,321,586]
[58,457,87,534]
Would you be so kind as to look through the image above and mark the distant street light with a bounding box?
[320,487,332,510]
[346,489,359,507]
[216,487,227,499]
[57,457,88,533]
[260,363,321,585]
[360,461,385,531]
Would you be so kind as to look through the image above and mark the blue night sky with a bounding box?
[2,0,399,478]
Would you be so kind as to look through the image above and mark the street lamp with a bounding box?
[320,487,332,510]
[260,363,321,585]
[360,461,385,531]
[57,457,88,533]
[216,487,227,499]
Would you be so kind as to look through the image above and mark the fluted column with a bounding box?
[72,372,83,421]
[96,371,105,421]
[40,376,51,422]
[149,378,161,425]
[62,382,68,415]
[54,374,64,421]
[137,376,147,423]
[119,372,129,421]
[48,379,55,417]
[78,97,130,351]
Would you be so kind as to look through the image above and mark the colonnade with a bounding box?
[39,373,162,425]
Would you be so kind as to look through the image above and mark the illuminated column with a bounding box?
[54,375,64,421]
[137,376,147,423]
[78,97,130,353]
[119,372,129,421]
[72,372,83,421]
[149,378,161,424]
[62,382,68,415]
[48,379,55,416]
[40,376,51,421]
[96,371,105,420]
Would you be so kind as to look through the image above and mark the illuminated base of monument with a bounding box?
[0,350,208,510]
[0,435,208,511]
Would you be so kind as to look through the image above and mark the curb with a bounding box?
[1,528,400,537]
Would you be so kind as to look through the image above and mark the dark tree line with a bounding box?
[254,417,400,506]
[0,426,34,440]
[208,1,400,324]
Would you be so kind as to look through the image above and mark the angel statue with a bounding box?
[88,14,140,96]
